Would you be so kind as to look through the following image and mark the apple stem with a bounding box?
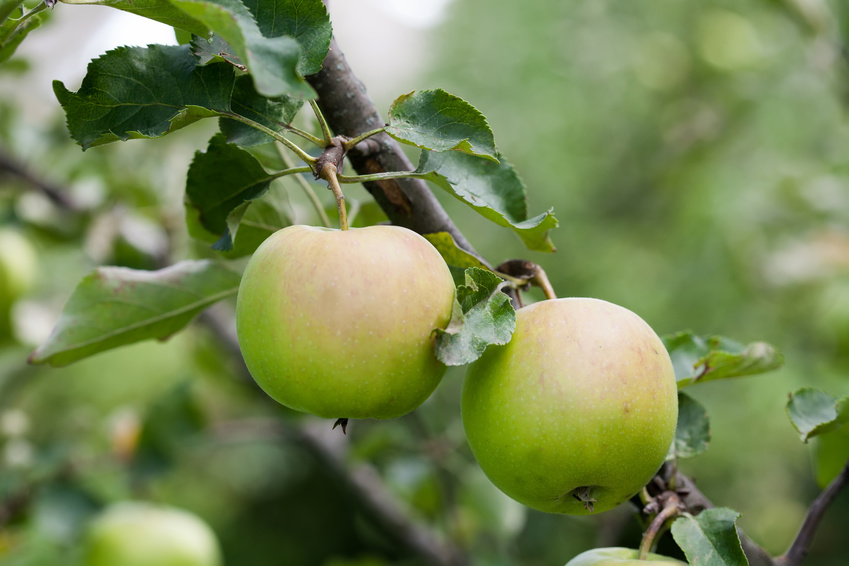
[321,163,349,230]
[531,266,557,300]
[639,492,683,559]
[494,260,558,302]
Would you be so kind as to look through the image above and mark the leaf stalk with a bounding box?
[224,113,317,165]
[310,99,334,146]
[344,127,387,151]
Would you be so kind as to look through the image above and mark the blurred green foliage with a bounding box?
[428,0,849,562]
[0,0,848,565]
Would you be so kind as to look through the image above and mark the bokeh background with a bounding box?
[1,0,848,564]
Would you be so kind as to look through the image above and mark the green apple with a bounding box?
[565,547,687,565]
[0,228,37,336]
[236,224,456,419]
[83,502,222,566]
[462,298,678,515]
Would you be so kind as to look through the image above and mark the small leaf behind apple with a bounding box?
[786,388,849,443]
[434,268,516,366]
[423,232,490,270]
[662,331,784,388]
[185,133,288,254]
[670,392,711,460]
[670,508,748,566]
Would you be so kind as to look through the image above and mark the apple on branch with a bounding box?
[462,297,678,515]
[83,502,222,566]
[236,224,456,420]
[565,547,687,565]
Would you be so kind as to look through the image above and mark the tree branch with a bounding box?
[305,37,490,268]
[0,145,79,211]
[197,312,468,566]
[775,457,849,566]
[672,471,775,566]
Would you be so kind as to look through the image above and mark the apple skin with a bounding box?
[236,225,456,419]
[462,298,678,515]
[0,228,37,337]
[83,502,222,566]
[565,547,687,565]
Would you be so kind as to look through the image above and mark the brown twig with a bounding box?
[774,457,849,566]
[639,491,684,559]
[305,37,485,266]
[210,417,467,566]
[0,146,80,211]
[672,471,775,566]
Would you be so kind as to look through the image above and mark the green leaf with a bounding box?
[670,508,749,566]
[387,89,497,161]
[415,150,558,252]
[434,267,516,366]
[0,4,47,64]
[786,388,849,443]
[59,0,209,36]
[167,0,325,98]
[174,26,194,45]
[242,0,332,76]
[220,75,303,147]
[672,391,710,459]
[186,133,277,247]
[191,32,244,67]
[0,0,24,23]
[54,45,303,150]
[423,232,489,270]
[813,422,849,488]
[53,45,233,149]
[662,331,784,388]
[224,186,292,255]
[185,178,292,258]
[28,260,241,367]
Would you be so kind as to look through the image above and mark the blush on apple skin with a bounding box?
[236,224,456,420]
[462,297,678,515]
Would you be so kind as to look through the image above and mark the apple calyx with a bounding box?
[571,486,598,513]
[333,418,349,434]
